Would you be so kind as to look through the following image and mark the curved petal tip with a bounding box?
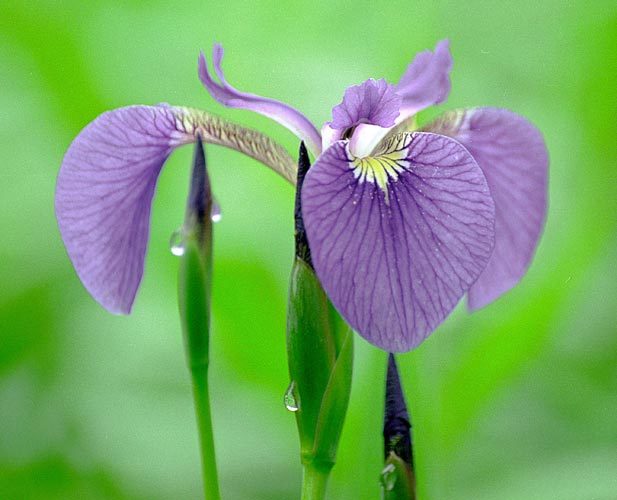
[395,39,453,119]
[197,44,322,155]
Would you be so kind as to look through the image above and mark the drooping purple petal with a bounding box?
[331,78,401,130]
[56,105,297,314]
[198,44,322,155]
[395,39,452,119]
[302,132,495,352]
[425,108,548,310]
[56,106,185,314]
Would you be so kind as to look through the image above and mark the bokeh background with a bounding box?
[1,1,616,498]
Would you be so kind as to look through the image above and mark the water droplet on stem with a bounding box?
[211,200,222,223]
[284,381,299,412]
[169,228,185,256]
[380,463,397,491]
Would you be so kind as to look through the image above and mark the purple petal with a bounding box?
[321,122,344,150]
[56,104,297,314]
[396,39,453,119]
[330,79,401,130]
[56,106,190,314]
[198,44,322,155]
[302,132,495,352]
[425,108,548,310]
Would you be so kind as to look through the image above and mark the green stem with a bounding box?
[190,364,221,500]
[179,138,219,499]
[301,462,332,500]
[179,239,219,499]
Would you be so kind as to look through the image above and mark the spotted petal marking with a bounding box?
[302,132,496,352]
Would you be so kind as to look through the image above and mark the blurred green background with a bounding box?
[1,1,616,498]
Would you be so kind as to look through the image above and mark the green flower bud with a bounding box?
[286,143,354,474]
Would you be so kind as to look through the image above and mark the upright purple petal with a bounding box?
[56,105,297,314]
[425,108,548,310]
[331,79,401,130]
[321,122,344,151]
[198,44,322,155]
[396,40,453,119]
[302,132,495,352]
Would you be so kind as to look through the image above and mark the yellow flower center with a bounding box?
[349,133,413,196]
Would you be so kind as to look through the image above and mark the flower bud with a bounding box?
[382,353,415,499]
[286,143,353,471]
[178,135,214,369]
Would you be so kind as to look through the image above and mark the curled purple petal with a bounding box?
[302,132,495,352]
[396,39,452,119]
[425,108,548,310]
[198,44,322,155]
[331,78,401,130]
[56,105,297,314]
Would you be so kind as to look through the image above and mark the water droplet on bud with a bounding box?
[284,381,299,412]
[211,201,222,223]
[169,228,185,256]
[380,463,397,491]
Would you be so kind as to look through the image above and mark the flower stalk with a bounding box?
[287,143,354,500]
[301,462,331,500]
[178,136,220,499]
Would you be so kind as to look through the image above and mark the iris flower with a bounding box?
[56,40,547,352]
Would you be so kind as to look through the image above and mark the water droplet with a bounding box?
[211,200,222,223]
[380,463,397,491]
[169,228,185,256]
[284,381,299,412]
